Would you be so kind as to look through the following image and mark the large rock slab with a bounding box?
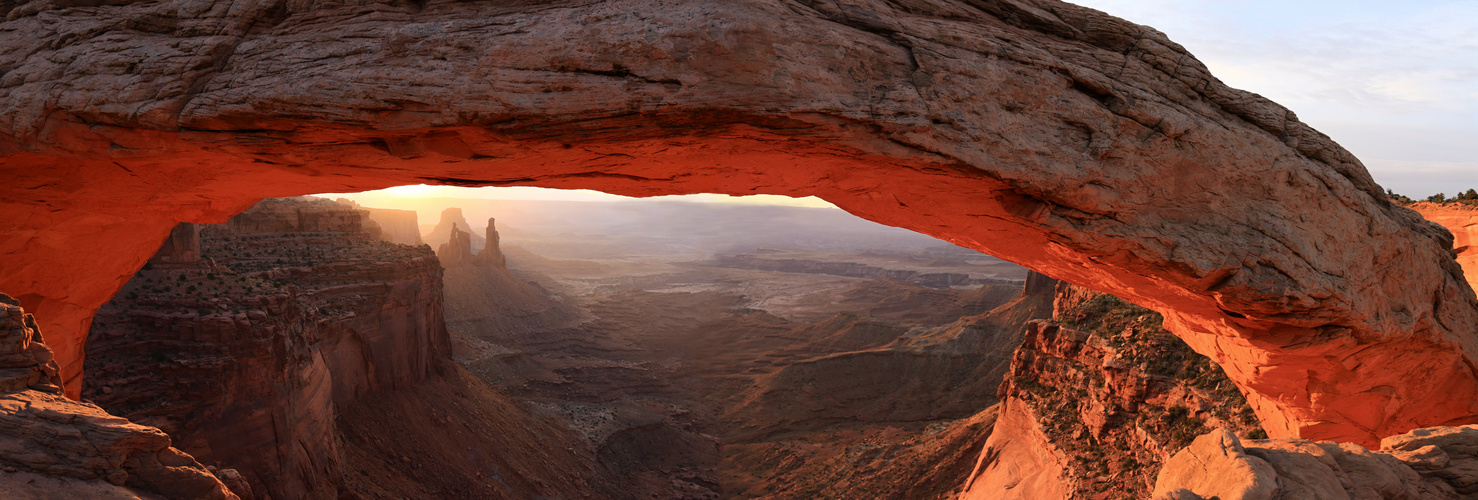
[1,0,1475,445]
[1153,426,1470,499]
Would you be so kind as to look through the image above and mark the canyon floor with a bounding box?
[446,226,1035,499]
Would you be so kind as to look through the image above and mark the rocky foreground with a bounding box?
[0,295,238,499]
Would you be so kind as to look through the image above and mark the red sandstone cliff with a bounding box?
[961,284,1264,499]
[83,197,449,499]
[1416,202,1478,289]
[0,295,238,499]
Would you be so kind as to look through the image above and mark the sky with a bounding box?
[336,1,1474,205]
[1069,0,1478,198]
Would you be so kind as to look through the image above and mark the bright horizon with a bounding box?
[326,184,836,208]
[321,186,844,231]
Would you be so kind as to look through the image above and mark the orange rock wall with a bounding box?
[2,0,1476,446]
[1416,203,1478,288]
[959,399,1071,500]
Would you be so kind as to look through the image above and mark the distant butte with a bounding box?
[1,0,1476,449]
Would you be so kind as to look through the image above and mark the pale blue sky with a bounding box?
[1070,0,1477,198]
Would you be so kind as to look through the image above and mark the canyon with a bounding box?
[1,0,1478,498]
[77,197,597,499]
[1,0,1473,448]
[6,192,1478,498]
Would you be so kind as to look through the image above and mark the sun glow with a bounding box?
[323,185,840,209]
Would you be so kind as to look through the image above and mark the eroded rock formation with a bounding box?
[480,218,507,268]
[0,297,237,500]
[438,214,509,269]
[82,197,449,499]
[1,0,1474,445]
[425,208,484,255]
[436,225,476,267]
[1152,426,1478,499]
[961,284,1263,498]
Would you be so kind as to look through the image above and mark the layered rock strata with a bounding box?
[336,198,424,246]
[0,297,238,500]
[1,0,1475,446]
[962,285,1264,499]
[83,197,449,499]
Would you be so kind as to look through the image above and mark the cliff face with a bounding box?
[0,296,238,500]
[1416,203,1478,288]
[149,223,203,268]
[83,197,449,499]
[962,284,1264,499]
[336,198,423,246]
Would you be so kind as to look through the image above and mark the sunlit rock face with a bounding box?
[1151,426,1478,499]
[82,198,449,499]
[1416,203,1478,288]
[960,283,1264,498]
[1,0,1475,445]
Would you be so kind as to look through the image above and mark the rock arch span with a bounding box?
[1,0,1474,447]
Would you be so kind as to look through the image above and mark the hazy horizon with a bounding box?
[321,187,988,260]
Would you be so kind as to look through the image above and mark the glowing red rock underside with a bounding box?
[1,0,1475,447]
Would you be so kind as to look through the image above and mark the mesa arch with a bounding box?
[1,0,1475,448]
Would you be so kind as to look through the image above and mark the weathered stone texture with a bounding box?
[0,0,1474,445]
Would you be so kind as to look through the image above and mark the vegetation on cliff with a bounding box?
[1006,292,1265,499]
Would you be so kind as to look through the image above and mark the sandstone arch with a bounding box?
[1,0,1475,447]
